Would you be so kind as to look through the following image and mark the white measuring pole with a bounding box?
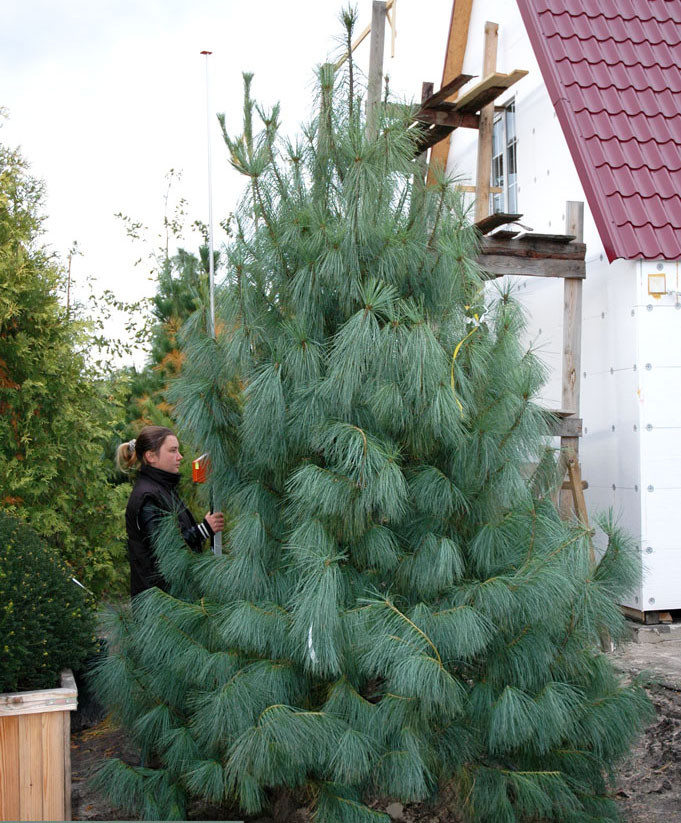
[201,50,217,337]
[200,49,222,555]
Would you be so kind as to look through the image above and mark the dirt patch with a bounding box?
[614,684,681,823]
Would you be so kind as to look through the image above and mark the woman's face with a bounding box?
[145,435,183,474]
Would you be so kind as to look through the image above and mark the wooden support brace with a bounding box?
[474,22,498,223]
[366,1,387,141]
[335,0,396,69]
[427,0,474,185]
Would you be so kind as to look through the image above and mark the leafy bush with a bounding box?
[0,131,128,595]
[0,511,96,693]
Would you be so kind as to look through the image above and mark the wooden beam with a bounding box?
[474,211,523,234]
[548,416,583,437]
[366,1,387,141]
[559,201,585,516]
[477,254,585,280]
[474,22,499,223]
[413,125,456,155]
[335,0,395,69]
[427,0,474,185]
[421,72,474,109]
[415,82,434,183]
[479,235,586,261]
[620,605,645,623]
[413,109,480,129]
[455,69,528,114]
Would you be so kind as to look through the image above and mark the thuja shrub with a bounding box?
[0,511,96,693]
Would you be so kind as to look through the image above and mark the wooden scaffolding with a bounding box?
[360,1,589,524]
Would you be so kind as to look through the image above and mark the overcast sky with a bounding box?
[3,0,452,359]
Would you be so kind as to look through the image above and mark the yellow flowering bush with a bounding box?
[0,511,95,692]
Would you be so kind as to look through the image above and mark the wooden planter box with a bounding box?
[0,670,77,821]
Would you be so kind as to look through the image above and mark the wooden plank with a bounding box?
[477,253,586,279]
[63,709,71,822]
[0,716,21,821]
[488,229,521,240]
[559,201,585,518]
[421,72,474,109]
[455,68,529,113]
[61,668,75,819]
[335,0,395,69]
[19,713,43,821]
[427,0,474,184]
[366,1,387,141]
[517,232,576,244]
[42,711,64,821]
[620,605,645,623]
[458,84,511,115]
[413,109,480,130]
[548,416,583,437]
[561,479,588,490]
[0,685,77,717]
[474,211,523,235]
[474,22,499,223]
[479,235,586,261]
[414,125,457,155]
[415,82,435,166]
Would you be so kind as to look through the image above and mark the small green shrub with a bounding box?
[0,511,96,693]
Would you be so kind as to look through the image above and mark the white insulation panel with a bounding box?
[636,263,681,609]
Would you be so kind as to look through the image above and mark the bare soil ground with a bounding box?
[71,623,681,822]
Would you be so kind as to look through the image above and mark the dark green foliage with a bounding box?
[0,134,128,594]
[92,18,650,822]
[0,511,96,692]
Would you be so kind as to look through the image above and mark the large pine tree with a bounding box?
[93,24,649,823]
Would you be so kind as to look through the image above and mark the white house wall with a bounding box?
[442,1,681,609]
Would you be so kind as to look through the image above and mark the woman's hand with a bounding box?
[205,512,225,533]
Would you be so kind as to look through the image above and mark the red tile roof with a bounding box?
[517,0,681,261]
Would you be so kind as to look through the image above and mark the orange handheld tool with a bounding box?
[192,453,210,483]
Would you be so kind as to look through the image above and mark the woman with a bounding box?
[116,425,224,597]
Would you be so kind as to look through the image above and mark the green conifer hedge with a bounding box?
[0,511,96,693]
[92,17,650,822]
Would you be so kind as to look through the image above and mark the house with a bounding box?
[442,0,681,618]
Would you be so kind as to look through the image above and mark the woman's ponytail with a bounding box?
[115,439,138,473]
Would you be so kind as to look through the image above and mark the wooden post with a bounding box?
[427,0,474,185]
[366,1,387,140]
[416,82,434,179]
[559,200,585,518]
[410,82,434,225]
[473,21,499,222]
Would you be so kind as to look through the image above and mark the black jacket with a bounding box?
[125,464,213,597]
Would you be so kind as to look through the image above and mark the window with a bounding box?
[491,100,518,214]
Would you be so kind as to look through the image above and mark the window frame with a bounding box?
[490,98,518,215]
